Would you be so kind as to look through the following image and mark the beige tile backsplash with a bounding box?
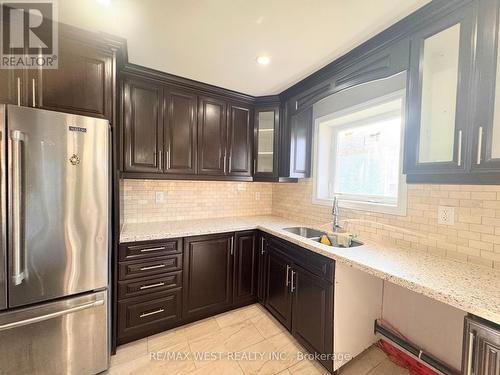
[122,178,500,269]
[272,179,500,269]
[122,179,273,223]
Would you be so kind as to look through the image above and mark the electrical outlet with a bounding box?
[255,192,261,201]
[155,191,165,203]
[438,206,454,225]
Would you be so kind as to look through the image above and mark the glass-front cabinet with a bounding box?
[253,105,279,180]
[473,0,500,172]
[405,3,475,180]
[406,0,500,183]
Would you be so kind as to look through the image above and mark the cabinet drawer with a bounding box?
[118,254,182,280]
[117,271,182,300]
[119,239,182,261]
[117,289,182,343]
[267,236,334,283]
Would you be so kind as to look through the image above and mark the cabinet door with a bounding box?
[291,265,334,373]
[0,69,25,106]
[472,0,500,173]
[183,234,233,319]
[31,37,113,119]
[164,88,197,174]
[254,106,279,180]
[122,77,164,173]
[227,103,253,177]
[463,317,500,375]
[233,231,258,304]
[265,247,292,330]
[289,106,312,178]
[405,5,475,176]
[257,234,267,303]
[197,96,227,175]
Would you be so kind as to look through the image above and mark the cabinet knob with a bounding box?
[477,127,483,165]
[32,78,36,107]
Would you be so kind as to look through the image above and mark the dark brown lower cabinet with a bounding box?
[264,235,334,373]
[265,246,293,330]
[117,289,182,344]
[183,233,234,319]
[233,231,258,304]
[292,265,333,372]
[463,316,500,375]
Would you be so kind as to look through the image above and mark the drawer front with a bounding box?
[118,254,182,280]
[119,239,182,261]
[117,271,182,300]
[117,289,182,342]
[267,235,334,282]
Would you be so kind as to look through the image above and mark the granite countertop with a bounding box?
[120,215,500,325]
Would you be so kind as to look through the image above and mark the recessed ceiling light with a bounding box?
[256,56,270,65]
[96,0,111,7]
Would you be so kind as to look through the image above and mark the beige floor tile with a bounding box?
[148,327,188,353]
[110,338,148,367]
[266,331,304,368]
[338,345,390,375]
[215,304,267,328]
[367,359,410,375]
[182,317,221,342]
[276,370,291,375]
[250,312,285,339]
[236,339,290,375]
[186,359,245,375]
[288,360,330,375]
[108,345,196,375]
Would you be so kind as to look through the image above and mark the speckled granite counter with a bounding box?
[120,215,500,325]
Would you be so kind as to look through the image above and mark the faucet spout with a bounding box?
[332,196,342,232]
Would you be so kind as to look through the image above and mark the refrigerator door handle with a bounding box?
[0,299,104,331]
[10,130,26,285]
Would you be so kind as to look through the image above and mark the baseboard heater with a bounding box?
[374,321,460,375]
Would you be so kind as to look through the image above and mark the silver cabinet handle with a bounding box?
[295,101,298,110]
[0,299,104,331]
[467,331,475,375]
[457,130,462,166]
[140,308,164,318]
[140,264,166,271]
[140,282,165,290]
[230,237,234,256]
[10,130,26,286]
[17,77,21,106]
[285,265,290,286]
[140,247,165,253]
[477,127,483,165]
[166,149,171,169]
[158,150,163,170]
[254,159,257,174]
[260,237,265,255]
[31,78,36,107]
[290,269,296,292]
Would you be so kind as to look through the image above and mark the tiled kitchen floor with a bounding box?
[108,304,409,375]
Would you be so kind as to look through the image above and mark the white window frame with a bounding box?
[312,90,407,216]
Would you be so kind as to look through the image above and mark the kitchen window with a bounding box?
[313,84,407,215]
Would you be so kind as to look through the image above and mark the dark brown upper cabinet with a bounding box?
[227,103,253,177]
[1,27,115,121]
[233,231,258,305]
[29,35,113,120]
[164,88,198,175]
[288,106,313,178]
[122,77,164,173]
[197,96,228,176]
[405,0,500,183]
[182,233,234,320]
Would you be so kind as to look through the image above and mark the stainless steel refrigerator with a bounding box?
[0,105,110,374]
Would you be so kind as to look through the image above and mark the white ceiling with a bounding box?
[59,0,430,96]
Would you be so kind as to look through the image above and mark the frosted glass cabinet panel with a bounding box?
[418,24,461,163]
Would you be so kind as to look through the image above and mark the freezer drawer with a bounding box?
[0,290,108,375]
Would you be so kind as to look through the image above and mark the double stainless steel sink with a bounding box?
[283,227,363,248]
